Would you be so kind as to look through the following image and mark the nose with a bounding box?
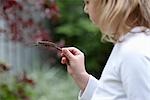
[84,5,88,14]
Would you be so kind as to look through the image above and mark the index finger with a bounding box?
[62,47,83,55]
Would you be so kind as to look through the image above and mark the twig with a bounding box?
[34,41,62,51]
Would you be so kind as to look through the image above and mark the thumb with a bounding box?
[62,48,74,60]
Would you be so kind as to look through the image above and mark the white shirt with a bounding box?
[79,27,150,100]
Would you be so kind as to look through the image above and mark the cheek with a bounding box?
[87,3,99,26]
[89,11,99,25]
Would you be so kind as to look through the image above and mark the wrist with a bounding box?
[72,72,90,91]
[72,71,89,78]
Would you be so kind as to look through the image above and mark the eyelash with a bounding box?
[84,0,89,4]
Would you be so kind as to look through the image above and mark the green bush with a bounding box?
[0,68,79,100]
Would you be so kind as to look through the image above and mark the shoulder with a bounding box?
[117,39,150,86]
[116,31,150,58]
[112,27,150,80]
[113,29,150,70]
[114,29,150,69]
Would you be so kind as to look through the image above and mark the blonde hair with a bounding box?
[94,0,150,43]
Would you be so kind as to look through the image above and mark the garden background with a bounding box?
[0,0,113,100]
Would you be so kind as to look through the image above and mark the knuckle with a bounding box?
[69,47,76,50]
[81,52,84,56]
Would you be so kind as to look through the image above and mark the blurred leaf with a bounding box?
[56,24,81,37]
[77,18,99,33]
[0,68,79,100]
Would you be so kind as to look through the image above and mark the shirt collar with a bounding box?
[119,26,150,42]
[130,26,148,33]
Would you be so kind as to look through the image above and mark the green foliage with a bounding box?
[30,68,79,100]
[56,18,98,37]
[0,68,79,100]
[56,0,98,37]
[0,73,33,100]
[55,0,113,78]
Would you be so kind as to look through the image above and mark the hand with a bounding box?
[61,47,86,75]
[61,47,90,90]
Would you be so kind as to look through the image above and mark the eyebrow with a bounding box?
[83,0,89,3]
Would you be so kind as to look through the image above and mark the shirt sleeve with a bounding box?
[78,75,99,100]
[120,52,150,100]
